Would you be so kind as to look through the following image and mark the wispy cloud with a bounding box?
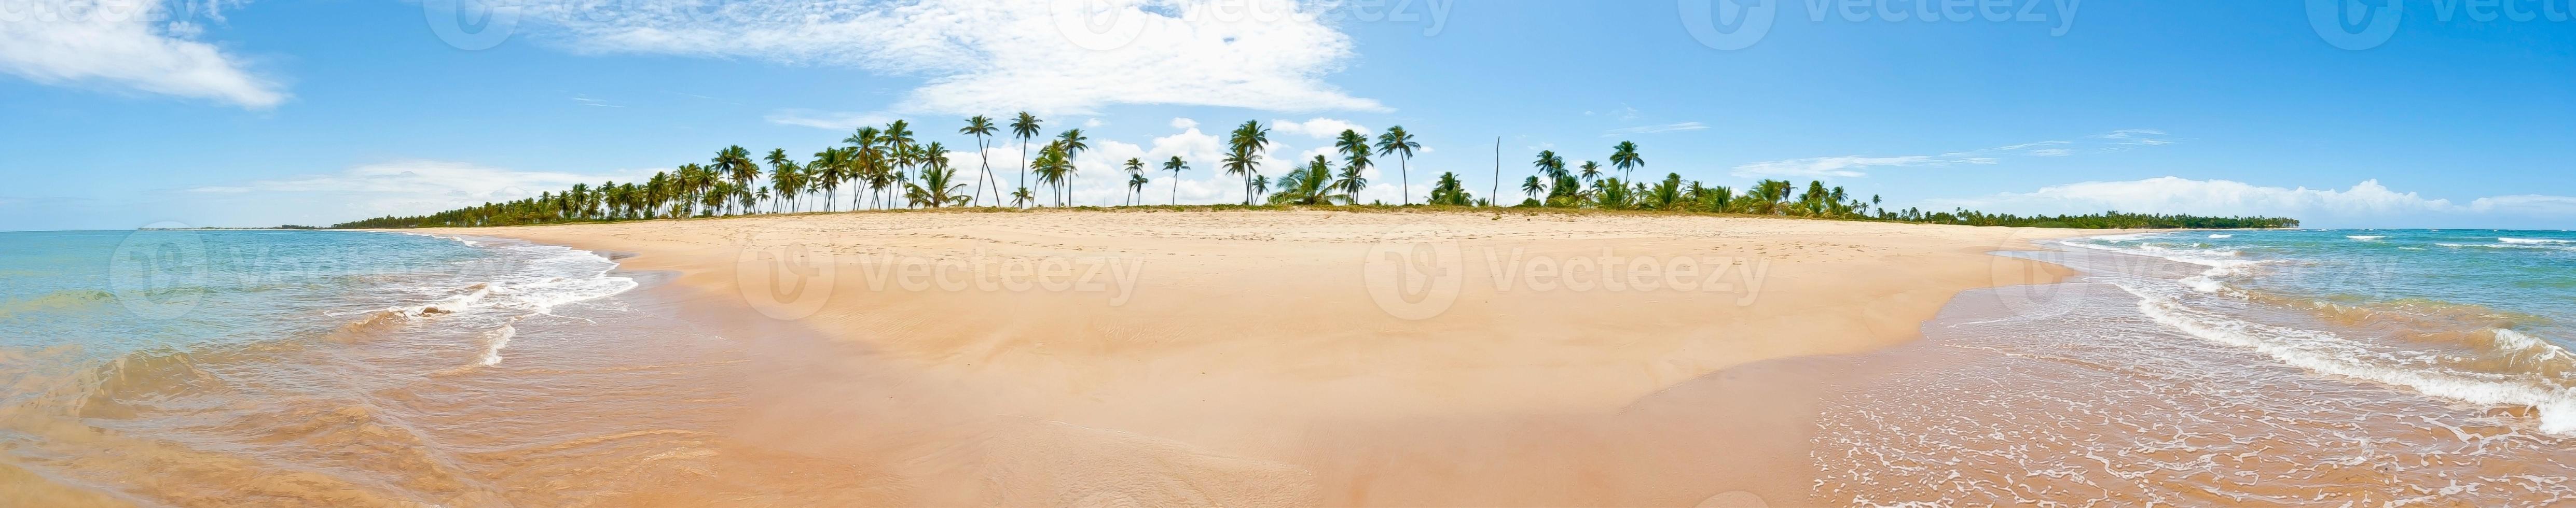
[1731,130,2177,179]
[0,0,285,108]
[765,109,898,130]
[1927,177,2576,228]
[188,161,645,217]
[570,95,624,108]
[1603,122,1708,137]
[521,0,1382,115]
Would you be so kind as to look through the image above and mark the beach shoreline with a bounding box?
[408,208,2106,505]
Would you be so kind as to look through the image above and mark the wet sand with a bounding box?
[414,209,2091,505]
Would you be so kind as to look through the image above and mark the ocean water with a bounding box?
[1814,229,2576,504]
[0,230,777,504]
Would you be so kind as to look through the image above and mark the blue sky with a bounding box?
[2,0,2570,231]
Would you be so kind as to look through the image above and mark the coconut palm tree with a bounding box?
[767,148,802,213]
[1010,187,1035,208]
[1269,154,1339,205]
[1534,150,1567,180]
[844,126,882,210]
[713,145,759,215]
[1430,172,1473,206]
[1032,142,1070,206]
[1609,141,1643,183]
[1224,121,1272,205]
[1521,175,1546,202]
[1127,173,1149,206]
[1010,112,1042,208]
[1374,126,1419,206]
[1121,158,1145,205]
[905,164,969,208]
[1054,129,1089,206]
[811,147,850,213]
[1578,161,1603,184]
[1162,156,1188,205]
[1333,158,1369,199]
[961,116,1000,206]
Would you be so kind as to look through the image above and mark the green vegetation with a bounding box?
[329,116,2297,230]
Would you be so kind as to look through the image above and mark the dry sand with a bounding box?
[418,208,2095,506]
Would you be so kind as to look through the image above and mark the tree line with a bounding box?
[329,115,2295,230]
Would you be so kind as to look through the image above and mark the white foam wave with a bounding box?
[2348,235,2388,241]
[2208,234,2234,239]
[476,324,517,366]
[2499,237,2573,245]
[2057,238,2269,293]
[2439,243,2575,252]
[2113,280,2576,435]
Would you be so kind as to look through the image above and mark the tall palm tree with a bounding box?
[1521,175,1545,201]
[844,126,882,210]
[812,148,849,213]
[1224,121,1272,205]
[1010,112,1042,208]
[1122,158,1146,205]
[1534,150,1567,181]
[713,146,758,215]
[960,116,1000,206]
[1578,161,1602,183]
[767,148,802,213]
[1055,129,1090,206]
[1127,173,1149,206]
[1162,156,1188,205]
[1373,126,1419,206]
[1032,142,1070,206]
[1609,141,1644,183]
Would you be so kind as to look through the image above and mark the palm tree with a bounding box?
[1224,121,1272,205]
[1534,150,1567,180]
[905,164,969,208]
[713,145,758,215]
[961,116,1000,206]
[1578,161,1602,184]
[1251,174,1271,198]
[1127,173,1149,206]
[1333,158,1369,199]
[1055,129,1089,206]
[1032,142,1070,206]
[1010,187,1035,208]
[1374,126,1419,206]
[1162,156,1188,205]
[812,148,850,213]
[1010,112,1041,208]
[767,148,802,213]
[1430,172,1473,206]
[1609,141,1643,183]
[1270,154,1339,205]
[1122,158,1146,205]
[1521,175,1545,202]
[844,126,882,210]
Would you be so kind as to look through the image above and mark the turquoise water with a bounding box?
[0,230,672,503]
[0,231,490,358]
[2061,229,2576,432]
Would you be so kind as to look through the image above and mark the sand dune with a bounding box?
[422,208,2090,506]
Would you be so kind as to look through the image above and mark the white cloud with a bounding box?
[1732,155,1998,179]
[187,161,643,217]
[1169,117,1199,130]
[1925,177,2576,228]
[522,0,1382,115]
[0,0,285,108]
[1271,117,1370,138]
[1603,122,1707,136]
[1733,130,2173,178]
[1082,118,1105,128]
[765,109,898,130]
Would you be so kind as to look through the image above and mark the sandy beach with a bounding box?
[399,209,2093,505]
